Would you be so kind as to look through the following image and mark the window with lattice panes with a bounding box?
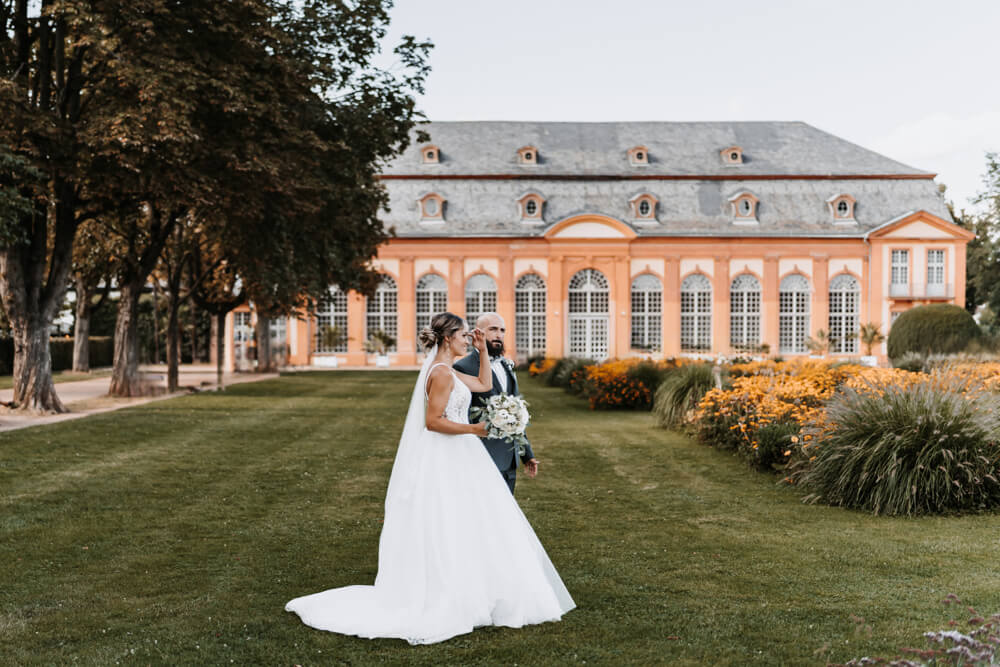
[630,274,662,351]
[415,274,448,341]
[927,249,945,291]
[891,250,909,285]
[567,269,609,359]
[365,276,398,351]
[515,273,546,357]
[828,274,859,354]
[680,274,711,352]
[779,274,810,354]
[729,274,761,351]
[315,287,349,353]
[465,274,497,328]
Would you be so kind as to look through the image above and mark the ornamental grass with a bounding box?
[652,362,715,428]
[792,377,1000,516]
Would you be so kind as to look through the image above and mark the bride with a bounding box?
[285,312,575,644]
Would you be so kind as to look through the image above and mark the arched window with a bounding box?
[365,276,398,351]
[631,274,662,351]
[465,274,497,328]
[779,274,810,354]
[415,274,447,341]
[315,286,349,353]
[729,274,761,351]
[829,274,860,354]
[515,273,547,358]
[568,269,609,359]
[681,274,712,352]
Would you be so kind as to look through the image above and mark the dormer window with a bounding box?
[629,192,659,224]
[721,146,743,166]
[517,145,538,165]
[826,194,857,223]
[517,191,545,224]
[628,146,649,165]
[418,193,445,222]
[421,145,440,164]
[729,191,759,224]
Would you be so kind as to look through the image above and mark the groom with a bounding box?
[454,312,539,494]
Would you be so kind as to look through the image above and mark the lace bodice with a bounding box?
[427,364,471,424]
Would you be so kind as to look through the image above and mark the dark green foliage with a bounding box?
[545,357,593,390]
[887,304,981,360]
[795,383,1000,516]
[751,421,800,470]
[625,360,673,395]
[653,363,715,428]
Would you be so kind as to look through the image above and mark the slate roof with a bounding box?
[378,121,952,238]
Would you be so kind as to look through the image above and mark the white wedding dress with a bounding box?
[285,350,575,644]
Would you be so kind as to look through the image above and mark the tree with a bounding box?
[858,322,885,356]
[71,219,114,372]
[0,1,117,410]
[962,153,1000,318]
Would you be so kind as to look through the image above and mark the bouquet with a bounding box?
[470,393,531,457]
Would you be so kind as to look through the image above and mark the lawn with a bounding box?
[2,371,999,665]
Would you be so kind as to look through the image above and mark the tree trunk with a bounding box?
[190,301,199,363]
[166,295,180,392]
[151,280,160,364]
[257,314,271,372]
[215,312,225,390]
[209,314,218,366]
[11,319,65,412]
[109,282,144,396]
[72,277,90,372]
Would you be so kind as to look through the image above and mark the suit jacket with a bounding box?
[453,349,535,473]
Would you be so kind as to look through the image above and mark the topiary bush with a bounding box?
[794,380,1000,516]
[653,363,715,428]
[887,304,981,360]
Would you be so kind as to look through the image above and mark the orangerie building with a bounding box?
[225,121,972,369]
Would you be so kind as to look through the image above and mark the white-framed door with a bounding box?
[567,268,609,360]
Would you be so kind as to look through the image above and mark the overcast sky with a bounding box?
[380,0,999,213]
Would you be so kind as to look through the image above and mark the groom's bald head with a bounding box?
[476,313,506,357]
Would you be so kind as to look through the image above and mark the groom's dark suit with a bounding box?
[454,349,534,494]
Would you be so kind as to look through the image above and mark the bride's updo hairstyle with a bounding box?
[418,312,465,351]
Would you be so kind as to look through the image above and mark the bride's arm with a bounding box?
[426,366,488,436]
[453,328,492,393]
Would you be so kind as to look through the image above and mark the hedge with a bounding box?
[0,336,114,375]
[886,304,980,360]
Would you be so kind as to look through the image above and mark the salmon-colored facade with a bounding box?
[225,122,973,370]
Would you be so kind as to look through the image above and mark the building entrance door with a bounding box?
[567,268,609,360]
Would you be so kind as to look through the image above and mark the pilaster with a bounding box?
[347,291,366,365]
[811,255,829,343]
[663,256,680,356]
[448,256,464,317]
[498,256,516,357]
[762,256,779,353]
[397,257,417,365]
[614,255,631,358]
[712,256,731,354]
[547,256,565,358]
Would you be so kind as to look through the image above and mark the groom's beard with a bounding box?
[486,340,505,358]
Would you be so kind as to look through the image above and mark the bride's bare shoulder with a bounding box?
[425,364,454,395]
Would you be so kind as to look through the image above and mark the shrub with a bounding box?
[546,357,593,390]
[887,304,981,360]
[583,359,671,410]
[528,357,556,377]
[48,337,115,372]
[653,363,715,428]
[793,379,1000,516]
[750,421,801,470]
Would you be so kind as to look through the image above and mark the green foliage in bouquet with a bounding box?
[794,381,1000,516]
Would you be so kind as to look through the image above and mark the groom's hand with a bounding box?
[524,458,539,478]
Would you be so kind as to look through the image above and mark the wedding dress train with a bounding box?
[285,353,575,645]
